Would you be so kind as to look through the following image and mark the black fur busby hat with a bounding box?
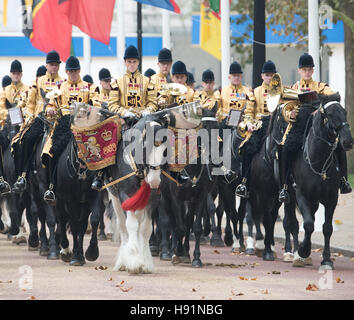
[262,60,277,73]
[298,53,314,68]
[158,48,172,62]
[172,60,187,75]
[187,72,195,84]
[99,68,112,81]
[2,75,11,88]
[83,74,93,84]
[144,68,156,78]
[202,69,215,82]
[229,61,243,74]
[65,56,81,70]
[124,45,140,60]
[36,65,47,77]
[10,60,22,73]
[46,50,61,64]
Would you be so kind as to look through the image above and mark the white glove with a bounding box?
[123,111,135,118]
[141,110,151,117]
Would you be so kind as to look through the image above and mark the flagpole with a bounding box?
[308,0,320,81]
[83,34,91,75]
[221,0,230,89]
[117,0,125,76]
[162,9,171,49]
[137,2,142,72]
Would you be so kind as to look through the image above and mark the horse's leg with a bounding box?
[262,202,278,261]
[149,208,159,256]
[215,197,224,239]
[68,203,84,266]
[78,204,90,265]
[45,205,59,260]
[245,203,255,255]
[58,203,72,263]
[158,195,172,261]
[250,198,265,257]
[283,191,299,262]
[26,202,39,251]
[85,194,103,262]
[208,193,224,247]
[171,201,186,265]
[182,206,193,264]
[237,198,247,252]
[97,205,107,241]
[293,193,318,267]
[110,194,128,272]
[320,201,337,270]
[138,207,154,273]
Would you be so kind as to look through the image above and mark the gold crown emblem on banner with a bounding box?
[101,129,112,141]
[74,133,83,143]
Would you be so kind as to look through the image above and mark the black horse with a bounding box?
[0,103,31,245]
[158,104,219,268]
[291,96,353,269]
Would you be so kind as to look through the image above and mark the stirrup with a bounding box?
[279,186,290,204]
[43,184,56,204]
[91,176,104,191]
[12,174,27,193]
[235,178,248,198]
[0,177,11,195]
[340,177,352,194]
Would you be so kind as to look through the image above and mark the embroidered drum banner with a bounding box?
[71,115,122,171]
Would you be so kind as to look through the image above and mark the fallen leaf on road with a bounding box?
[192,288,196,292]
[334,219,342,225]
[251,278,257,280]
[272,270,281,275]
[119,286,132,292]
[336,277,344,283]
[0,280,12,283]
[95,266,108,270]
[201,296,205,300]
[262,289,269,294]
[108,277,113,281]
[231,290,244,296]
[306,283,319,291]
[213,250,220,254]
[239,276,248,280]
[27,296,38,300]
[312,248,322,253]
[333,252,343,257]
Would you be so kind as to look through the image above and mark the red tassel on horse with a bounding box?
[121,182,151,212]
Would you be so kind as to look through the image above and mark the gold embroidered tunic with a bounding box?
[292,78,335,95]
[108,71,151,117]
[193,89,221,110]
[0,81,29,125]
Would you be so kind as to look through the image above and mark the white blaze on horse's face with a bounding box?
[145,121,165,189]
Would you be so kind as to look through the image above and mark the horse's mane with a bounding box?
[318,92,341,106]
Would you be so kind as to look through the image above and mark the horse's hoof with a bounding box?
[231,247,241,253]
[85,246,99,261]
[150,245,159,256]
[200,236,210,245]
[160,252,172,261]
[7,233,13,241]
[171,255,181,265]
[39,249,49,256]
[70,258,85,266]
[98,234,107,241]
[47,251,59,260]
[224,234,233,247]
[263,251,275,261]
[28,244,40,252]
[304,257,313,266]
[106,233,113,240]
[245,248,255,255]
[292,252,306,267]
[298,246,311,259]
[210,237,225,247]
[0,226,9,234]
[283,252,294,262]
[320,261,334,270]
[192,259,202,268]
[181,255,191,264]
[12,236,27,245]
[60,252,72,263]
[119,265,126,271]
[255,248,264,257]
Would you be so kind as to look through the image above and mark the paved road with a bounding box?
[0,229,353,301]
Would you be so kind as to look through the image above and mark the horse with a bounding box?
[158,104,219,267]
[0,102,31,245]
[291,96,353,269]
[104,111,169,274]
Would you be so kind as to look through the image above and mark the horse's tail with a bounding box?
[121,181,151,212]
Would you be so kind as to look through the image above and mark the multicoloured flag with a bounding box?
[134,0,180,14]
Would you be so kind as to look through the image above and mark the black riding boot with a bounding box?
[336,148,352,194]
[91,170,104,190]
[235,153,250,198]
[0,148,10,195]
[43,157,57,205]
[12,139,31,193]
[278,149,290,204]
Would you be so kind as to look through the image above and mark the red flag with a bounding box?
[24,0,72,62]
[60,0,115,45]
